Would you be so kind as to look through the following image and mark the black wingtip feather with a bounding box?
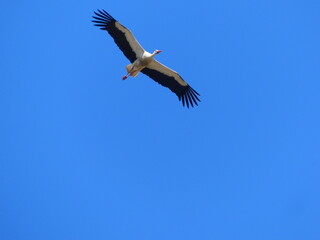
[92,9,116,30]
[189,92,198,106]
[187,91,194,108]
[185,95,190,108]
[185,91,190,108]
[189,89,200,104]
[178,85,200,108]
[190,88,201,102]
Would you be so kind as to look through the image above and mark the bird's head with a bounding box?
[154,49,163,55]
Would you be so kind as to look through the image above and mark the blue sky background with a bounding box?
[1,0,320,239]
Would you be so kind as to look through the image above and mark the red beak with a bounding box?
[157,50,163,53]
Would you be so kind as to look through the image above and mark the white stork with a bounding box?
[92,10,200,108]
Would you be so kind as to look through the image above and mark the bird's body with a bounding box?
[123,50,160,79]
[92,10,200,107]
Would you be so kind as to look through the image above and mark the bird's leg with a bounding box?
[122,73,130,80]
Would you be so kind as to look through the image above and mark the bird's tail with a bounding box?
[125,64,133,73]
[125,64,140,77]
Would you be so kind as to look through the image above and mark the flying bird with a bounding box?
[92,10,200,107]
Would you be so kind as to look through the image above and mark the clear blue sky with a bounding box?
[1,0,320,239]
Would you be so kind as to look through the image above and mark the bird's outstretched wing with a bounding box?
[92,10,145,63]
[141,61,200,108]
